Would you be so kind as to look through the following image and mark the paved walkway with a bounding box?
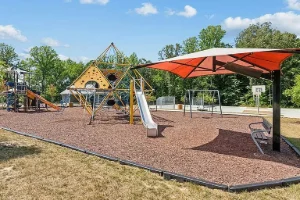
[150,105,300,118]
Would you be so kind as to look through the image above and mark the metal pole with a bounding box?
[272,70,281,152]
[258,94,260,114]
[189,90,192,118]
[211,91,214,115]
[217,90,222,116]
[183,90,186,116]
[13,71,17,112]
[129,80,134,124]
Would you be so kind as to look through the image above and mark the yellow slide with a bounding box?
[27,89,60,111]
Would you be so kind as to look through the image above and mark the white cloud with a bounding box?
[18,46,33,60]
[205,14,215,20]
[0,25,27,42]
[165,8,175,16]
[23,47,33,53]
[286,0,300,10]
[223,11,300,36]
[59,54,69,61]
[177,5,197,18]
[135,3,158,15]
[42,37,70,47]
[79,0,109,5]
[18,53,31,60]
[73,56,90,63]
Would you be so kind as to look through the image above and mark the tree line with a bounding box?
[1,22,300,107]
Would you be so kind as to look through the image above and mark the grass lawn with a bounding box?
[265,117,300,148]
[0,117,300,200]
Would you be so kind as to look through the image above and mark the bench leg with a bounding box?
[251,132,264,154]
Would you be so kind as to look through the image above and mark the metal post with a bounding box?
[189,90,192,118]
[272,70,281,152]
[183,90,186,116]
[13,71,17,112]
[211,91,214,115]
[217,90,222,116]
[257,94,260,114]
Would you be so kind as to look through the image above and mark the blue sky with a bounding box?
[1,0,300,62]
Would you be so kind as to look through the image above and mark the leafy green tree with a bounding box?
[29,46,60,93]
[0,43,18,66]
[235,22,300,107]
[61,59,85,88]
[46,84,58,102]
[0,60,6,90]
[284,75,300,107]
[198,25,229,50]
[158,43,183,97]
[183,37,199,54]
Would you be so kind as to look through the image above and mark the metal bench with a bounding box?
[249,118,272,154]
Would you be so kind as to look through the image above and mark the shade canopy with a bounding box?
[135,48,300,78]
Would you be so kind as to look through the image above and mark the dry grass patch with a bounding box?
[265,117,300,149]
[0,129,300,200]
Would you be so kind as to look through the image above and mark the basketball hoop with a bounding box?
[252,85,266,114]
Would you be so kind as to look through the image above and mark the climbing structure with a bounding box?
[0,67,60,112]
[68,43,153,123]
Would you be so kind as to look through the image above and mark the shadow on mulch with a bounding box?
[156,125,174,137]
[189,129,300,168]
[0,143,41,162]
[94,114,130,124]
[152,114,174,123]
[14,110,54,114]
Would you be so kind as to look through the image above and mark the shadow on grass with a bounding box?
[0,142,41,162]
[189,129,300,168]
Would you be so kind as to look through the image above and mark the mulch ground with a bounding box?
[1,107,300,185]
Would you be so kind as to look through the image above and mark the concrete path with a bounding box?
[150,105,300,118]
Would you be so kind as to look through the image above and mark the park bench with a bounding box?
[249,118,272,154]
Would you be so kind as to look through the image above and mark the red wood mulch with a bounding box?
[1,107,299,185]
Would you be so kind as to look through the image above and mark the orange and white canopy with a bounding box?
[135,48,300,78]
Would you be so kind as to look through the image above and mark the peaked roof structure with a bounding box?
[134,48,300,78]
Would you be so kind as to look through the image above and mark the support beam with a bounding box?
[129,80,134,125]
[272,70,281,152]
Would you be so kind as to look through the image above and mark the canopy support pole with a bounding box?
[272,70,281,152]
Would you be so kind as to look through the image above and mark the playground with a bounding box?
[1,44,300,193]
[1,107,300,186]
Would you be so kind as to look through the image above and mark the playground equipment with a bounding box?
[134,78,158,137]
[184,89,222,118]
[68,43,156,128]
[0,67,60,112]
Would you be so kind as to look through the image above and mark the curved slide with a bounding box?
[135,89,158,137]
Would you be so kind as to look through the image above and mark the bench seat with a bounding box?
[249,118,272,154]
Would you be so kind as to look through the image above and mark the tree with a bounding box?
[235,22,300,107]
[183,37,199,54]
[61,59,86,87]
[0,60,6,91]
[0,43,18,66]
[284,75,300,107]
[29,46,60,93]
[46,84,58,102]
[158,44,183,97]
[236,22,300,48]
[198,25,228,50]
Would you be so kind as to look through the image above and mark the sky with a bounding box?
[1,0,300,63]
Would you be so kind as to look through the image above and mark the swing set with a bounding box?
[183,89,223,118]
